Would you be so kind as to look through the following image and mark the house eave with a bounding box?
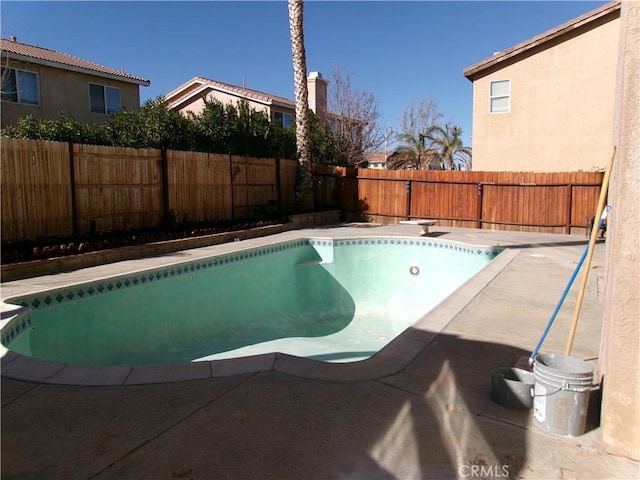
[166,84,211,110]
[2,52,151,86]
[167,79,294,112]
[462,0,621,81]
[211,84,273,108]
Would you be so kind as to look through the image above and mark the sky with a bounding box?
[1,0,610,147]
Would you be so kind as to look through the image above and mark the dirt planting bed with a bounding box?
[1,217,287,265]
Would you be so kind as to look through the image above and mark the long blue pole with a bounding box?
[528,206,611,365]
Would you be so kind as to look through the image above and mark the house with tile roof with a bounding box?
[364,152,387,169]
[165,71,329,128]
[1,37,150,128]
[463,1,620,172]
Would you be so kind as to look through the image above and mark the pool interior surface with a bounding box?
[2,237,502,367]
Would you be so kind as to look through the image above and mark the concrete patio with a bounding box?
[1,225,638,479]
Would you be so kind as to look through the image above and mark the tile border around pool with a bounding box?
[2,239,310,314]
[3,237,501,316]
[0,235,516,385]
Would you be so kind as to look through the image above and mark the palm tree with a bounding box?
[288,0,314,211]
[388,99,443,170]
[387,131,435,170]
[424,124,472,171]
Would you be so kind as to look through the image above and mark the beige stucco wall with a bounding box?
[171,73,328,126]
[177,96,207,117]
[181,90,299,122]
[1,60,142,128]
[600,0,639,461]
[307,73,328,125]
[205,90,272,117]
[470,13,620,172]
[176,90,293,121]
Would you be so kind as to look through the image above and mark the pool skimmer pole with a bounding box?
[527,206,611,367]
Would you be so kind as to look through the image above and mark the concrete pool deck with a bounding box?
[1,224,638,479]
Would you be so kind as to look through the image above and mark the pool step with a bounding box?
[295,259,332,266]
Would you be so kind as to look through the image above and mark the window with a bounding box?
[272,111,293,128]
[489,80,510,113]
[1,68,40,105]
[89,83,121,114]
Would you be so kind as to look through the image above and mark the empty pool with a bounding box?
[1,237,503,370]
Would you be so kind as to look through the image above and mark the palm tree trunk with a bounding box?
[288,0,314,212]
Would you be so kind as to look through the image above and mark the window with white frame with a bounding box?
[89,83,121,114]
[272,111,293,128]
[489,80,510,113]
[1,68,40,105]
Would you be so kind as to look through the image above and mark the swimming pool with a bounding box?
[1,235,511,384]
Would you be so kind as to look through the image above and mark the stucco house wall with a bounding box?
[464,2,620,172]
[165,73,328,128]
[172,91,273,118]
[601,0,639,461]
[1,60,143,127]
[205,89,273,117]
[1,37,149,128]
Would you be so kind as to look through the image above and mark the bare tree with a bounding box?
[388,99,443,170]
[288,0,314,211]
[328,67,384,167]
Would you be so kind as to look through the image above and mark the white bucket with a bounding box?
[533,353,594,437]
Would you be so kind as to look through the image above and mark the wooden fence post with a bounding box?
[229,154,235,219]
[405,180,412,220]
[564,183,573,234]
[161,148,171,224]
[335,167,342,215]
[476,182,483,229]
[68,141,78,235]
[275,158,282,214]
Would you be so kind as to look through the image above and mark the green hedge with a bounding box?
[1,97,346,164]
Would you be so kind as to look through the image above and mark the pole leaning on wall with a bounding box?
[565,146,616,356]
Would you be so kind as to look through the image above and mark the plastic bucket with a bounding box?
[491,367,534,409]
[533,353,594,437]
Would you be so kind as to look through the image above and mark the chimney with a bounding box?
[10,36,17,42]
[307,71,329,126]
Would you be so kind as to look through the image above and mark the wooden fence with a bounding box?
[1,137,605,241]
[72,144,164,233]
[1,139,73,240]
[330,169,604,235]
[1,138,298,241]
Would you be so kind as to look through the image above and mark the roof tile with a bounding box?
[463,0,621,80]
[166,76,294,109]
[1,38,150,85]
